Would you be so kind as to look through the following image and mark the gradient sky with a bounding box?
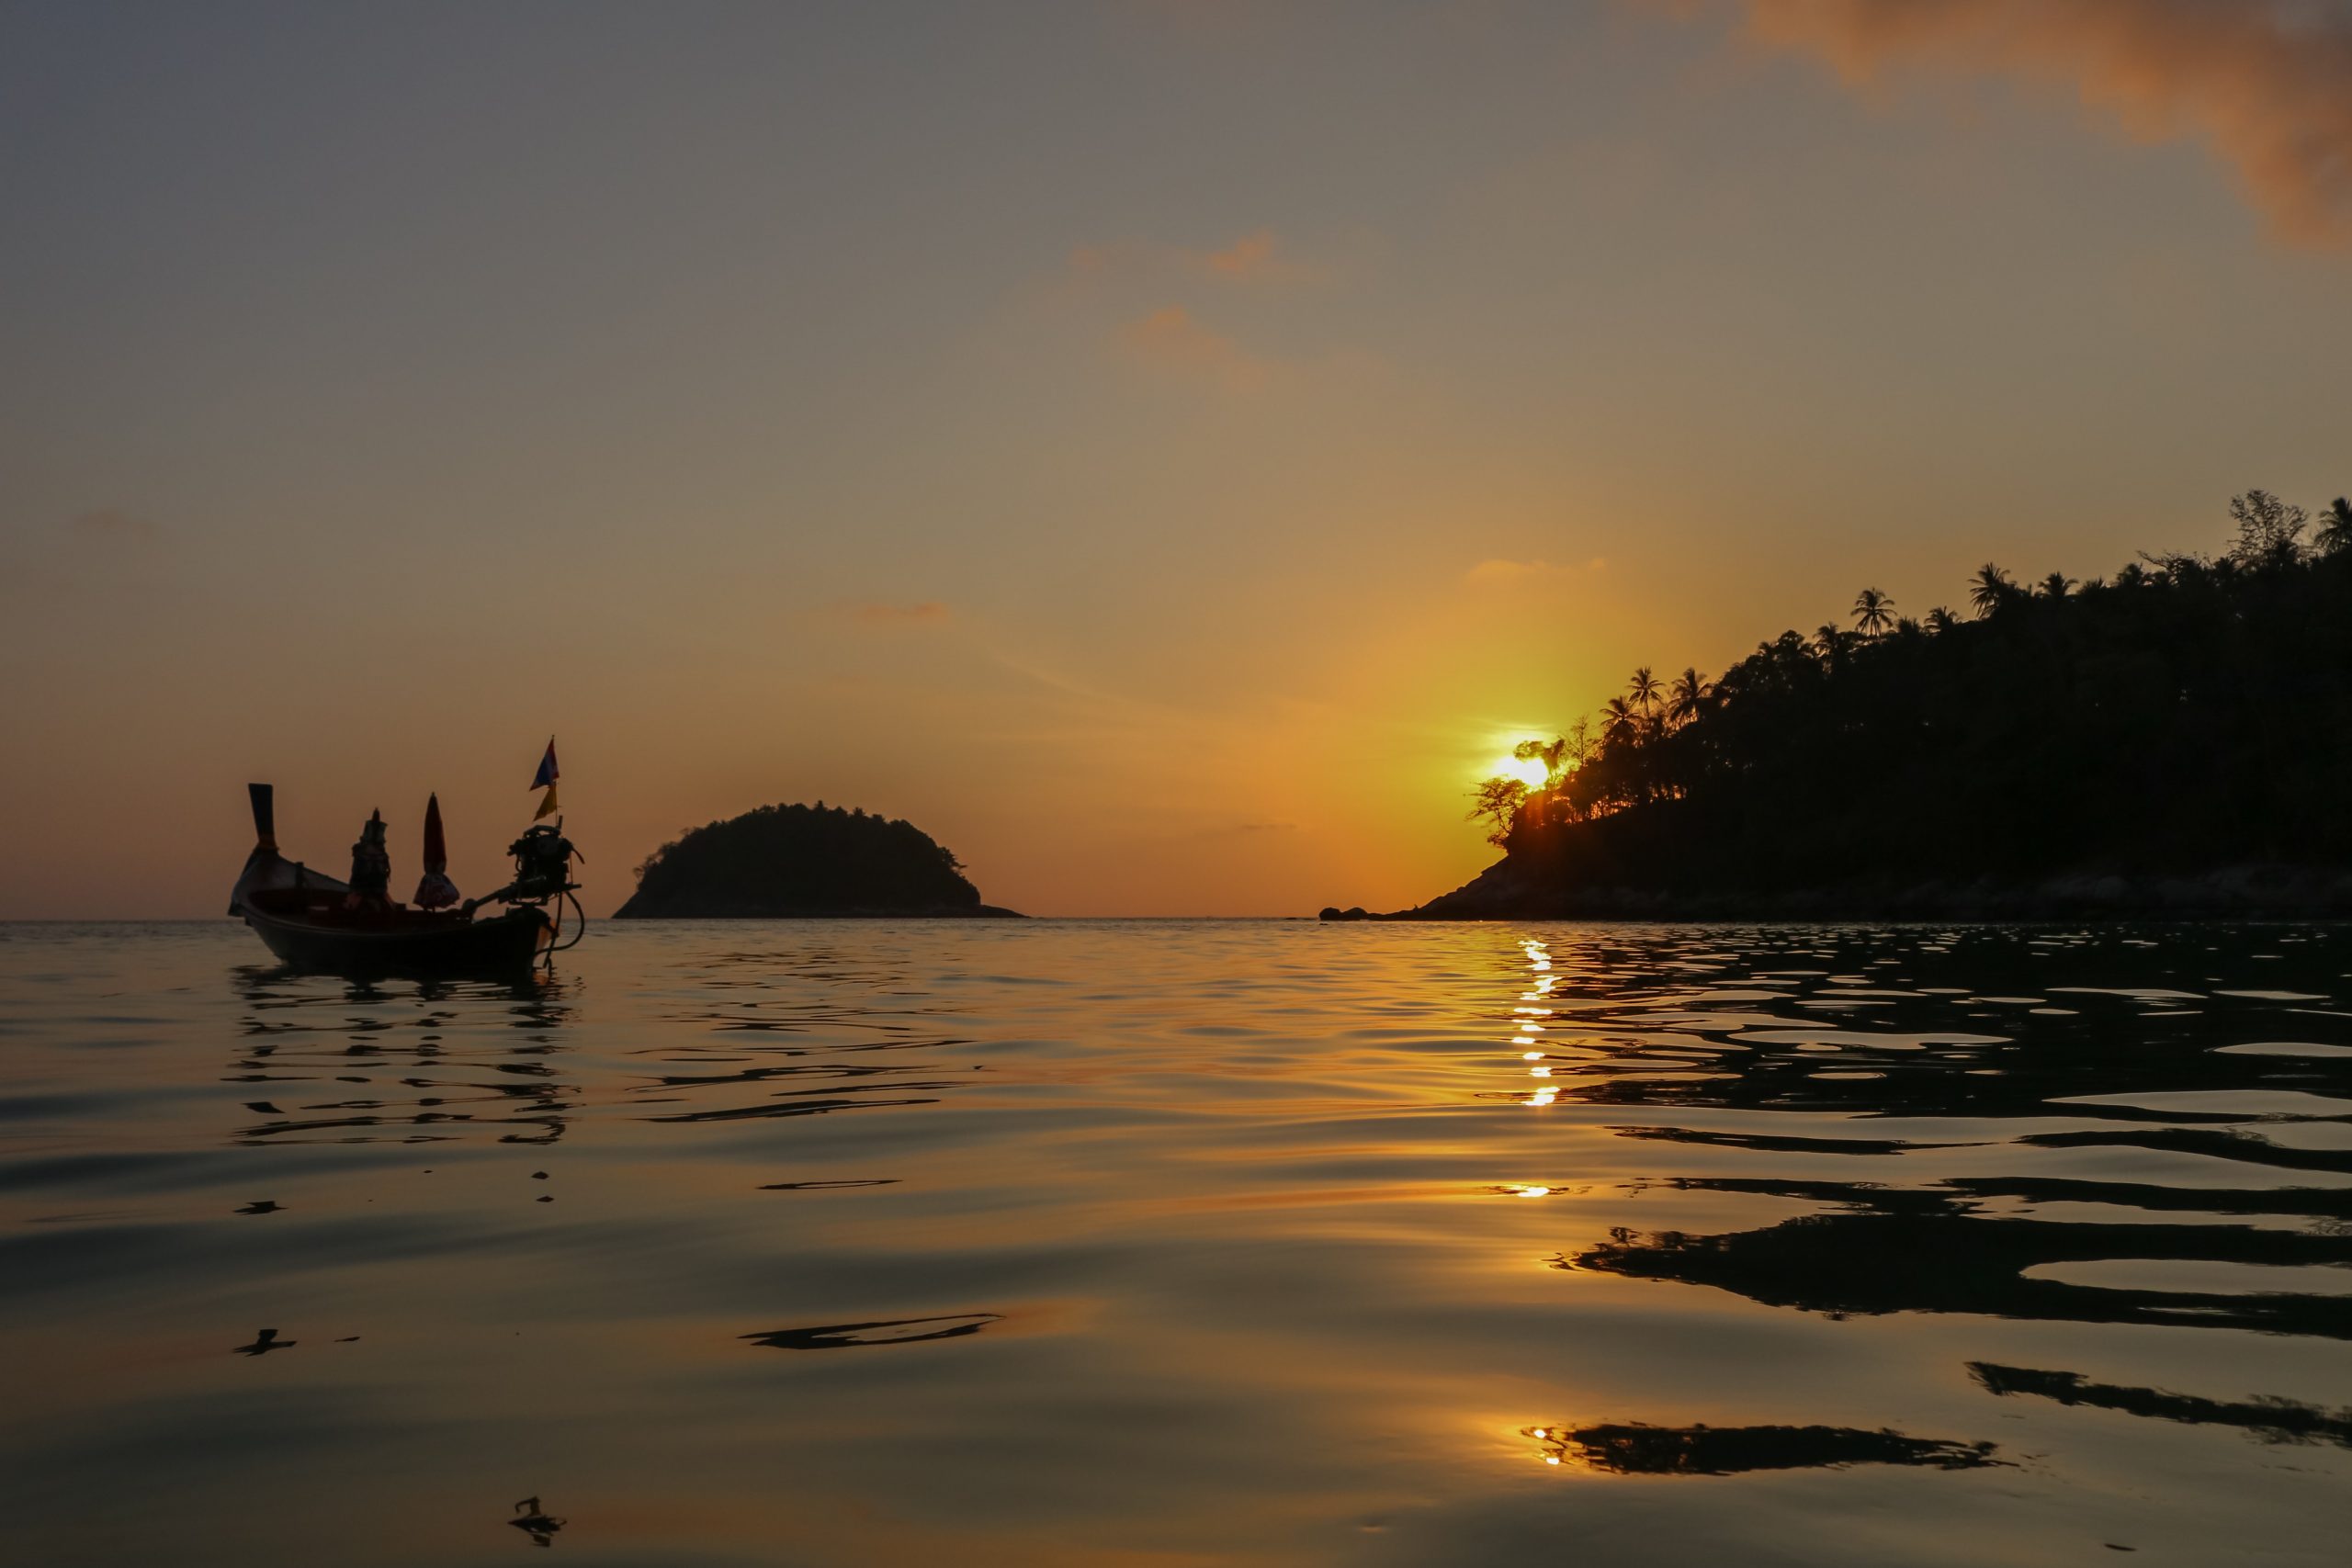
[5,0,2350,919]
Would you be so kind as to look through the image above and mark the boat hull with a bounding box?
[241,902,553,976]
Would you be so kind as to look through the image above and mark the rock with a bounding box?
[614,801,1024,919]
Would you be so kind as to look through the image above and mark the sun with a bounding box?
[1493,752,1552,790]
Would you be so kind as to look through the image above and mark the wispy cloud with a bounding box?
[1116,304,1273,391]
[1070,229,1331,286]
[841,600,952,627]
[1464,557,1609,584]
[1671,0,2352,247]
[1194,229,1328,283]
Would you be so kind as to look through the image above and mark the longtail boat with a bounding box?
[228,784,567,976]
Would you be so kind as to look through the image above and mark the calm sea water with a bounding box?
[3,919,2348,1566]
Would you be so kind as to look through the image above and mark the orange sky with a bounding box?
[3,0,2348,918]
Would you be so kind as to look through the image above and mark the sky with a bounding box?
[4,0,2350,919]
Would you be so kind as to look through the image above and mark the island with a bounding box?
[613,802,1023,919]
[1341,491,2352,920]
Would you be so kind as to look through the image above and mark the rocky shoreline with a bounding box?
[1324,860,2352,921]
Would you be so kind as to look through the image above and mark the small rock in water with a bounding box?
[531,1170,548,1179]
[232,1328,293,1357]
[244,1101,281,1113]
[234,1201,281,1215]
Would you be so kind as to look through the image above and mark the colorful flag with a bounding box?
[530,739,560,791]
[534,783,560,821]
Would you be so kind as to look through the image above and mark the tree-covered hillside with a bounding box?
[616,802,1014,918]
[1430,491,2352,916]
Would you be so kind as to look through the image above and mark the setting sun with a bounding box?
[1493,751,1552,790]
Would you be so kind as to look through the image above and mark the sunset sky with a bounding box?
[5,0,2349,919]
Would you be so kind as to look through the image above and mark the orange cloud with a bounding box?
[1202,230,1279,277]
[1116,304,1271,390]
[842,601,952,626]
[1688,0,2352,247]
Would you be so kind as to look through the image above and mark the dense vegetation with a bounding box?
[1450,491,2352,912]
[616,802,1004,918]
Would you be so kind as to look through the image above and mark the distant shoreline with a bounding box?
[611,905,1027,919]
[1324,863,2352,922]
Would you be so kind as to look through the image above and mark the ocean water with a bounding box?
[3,919,2348,1567]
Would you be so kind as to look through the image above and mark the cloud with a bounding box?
[1195,229,1328,283]
[1069,229,1330,286]
[67,508,163,542]
[1068,243,1124,277]
[1678,0,2352,247]
[1116,304,1272,391]
[842,601,952,626]
[1464,557,1609,584]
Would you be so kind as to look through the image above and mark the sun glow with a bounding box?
[1492,753,1551,790]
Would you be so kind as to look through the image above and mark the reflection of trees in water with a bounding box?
[1522,1420,2001,1475]
[1562,1178,2352,1338]
[1495,929,2352,1203]
[1970,1364,2352,1450]
[741,1313,1001,1350]
[1515,929,2352,1337]
[227,966,577,1145]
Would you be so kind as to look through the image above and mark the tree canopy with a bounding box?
[1464,491,2352,901]
[615,801,991,917]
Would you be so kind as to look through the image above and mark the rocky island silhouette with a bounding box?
[613,802,1022,919]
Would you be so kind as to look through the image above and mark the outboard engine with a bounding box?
[503,823,579,904]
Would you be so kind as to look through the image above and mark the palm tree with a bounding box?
[1969,564,2013,617]
[1925,606,1959,634]
[1600,695,1640,747]
[1851,586,1895,635]
[1627,667,1663,716]
[1666,667,1713,728]
[2040,571,2074,599]
[2320,497,2352,557]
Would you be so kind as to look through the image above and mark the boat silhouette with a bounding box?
[228,784,572,976]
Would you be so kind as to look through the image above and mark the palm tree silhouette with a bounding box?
[1667,668,1713,728]
[2320,497,2352,557]
[1628,667,1663,716]
[1969,564,2013,618]
[1851,587,1895,635]
[1452,487,2352,891]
